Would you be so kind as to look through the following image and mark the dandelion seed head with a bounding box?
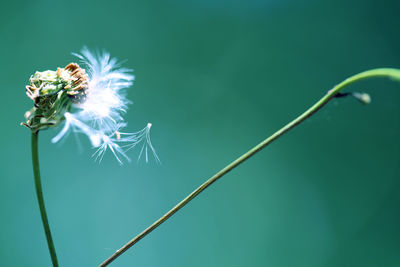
[23,47,159,163]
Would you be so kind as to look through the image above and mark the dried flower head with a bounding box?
[23,48,159,164]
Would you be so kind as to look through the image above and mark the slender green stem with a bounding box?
[99,68,400,266]
[31,131,59,267]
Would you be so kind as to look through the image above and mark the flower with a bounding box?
[23,47,159,164]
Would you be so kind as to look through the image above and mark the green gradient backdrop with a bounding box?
[1,0,399,266]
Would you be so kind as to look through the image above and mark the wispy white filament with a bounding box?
[51,48,159,164]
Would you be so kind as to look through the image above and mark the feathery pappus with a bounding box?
[23,47,159,164]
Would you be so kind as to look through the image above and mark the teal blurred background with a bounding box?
[1,0,399,266]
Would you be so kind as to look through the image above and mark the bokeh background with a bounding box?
[1,0,399,266]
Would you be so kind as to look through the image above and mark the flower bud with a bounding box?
[22,63,89,132]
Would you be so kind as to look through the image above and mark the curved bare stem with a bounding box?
[99,68,400,266]
[32,131,59,266]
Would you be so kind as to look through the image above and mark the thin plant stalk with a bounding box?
[31,131,59,267]
[99,68,400,266]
